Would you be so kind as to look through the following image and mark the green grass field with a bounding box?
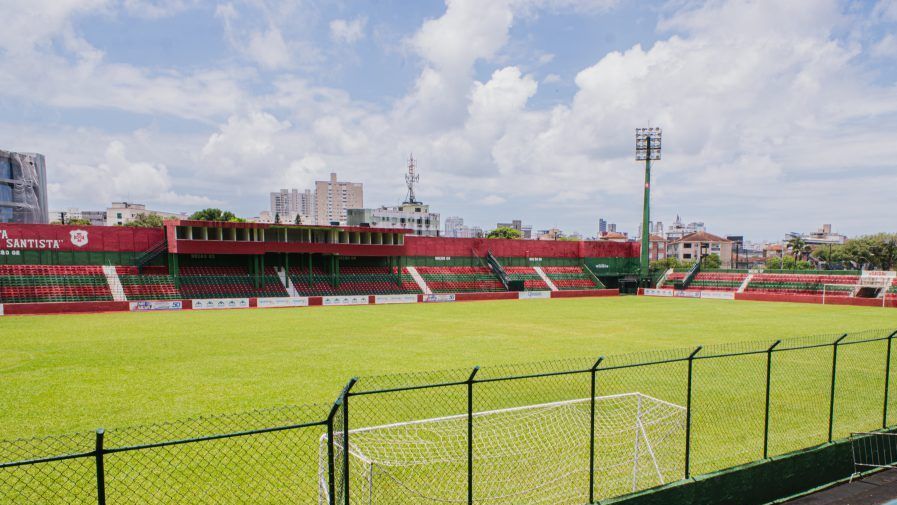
[1,296,894,440]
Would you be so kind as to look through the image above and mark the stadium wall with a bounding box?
[0,224,165,265]
[598,437,864,505]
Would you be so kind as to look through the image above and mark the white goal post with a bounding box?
[823,280,890,307]
[319,392,686,504]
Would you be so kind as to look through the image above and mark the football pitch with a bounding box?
[0,296,894,440]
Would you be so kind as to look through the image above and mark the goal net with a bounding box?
[319,392,686,504]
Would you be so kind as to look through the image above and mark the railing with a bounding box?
[676,261,701,290]
[2,329,897,504]
[134,240,168,272]
[485,251,510,291]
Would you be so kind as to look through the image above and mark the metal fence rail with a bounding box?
[2,328,896,504]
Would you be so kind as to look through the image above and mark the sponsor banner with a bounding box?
[518,291,551,300]
[674,290,702,299]
[257,297,309,308]
[322,295,370,306]
[129,300,183,312]
[423,294,456,303]
[643,289,674,297]
[374,294,418,305]
[699,291,736,300]
[863,270,897,278]
[192,298,250,310]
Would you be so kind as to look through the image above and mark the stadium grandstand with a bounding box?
[0,221,630,314]
[0,221,894,314]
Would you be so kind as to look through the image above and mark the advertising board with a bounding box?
[192,298,250,310]
[257,297,309,308]
[129,300,183,311]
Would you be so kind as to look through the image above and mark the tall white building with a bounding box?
[315,173,363,225]
[270,188,314,224]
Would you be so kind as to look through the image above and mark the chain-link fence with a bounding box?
[2,328,897,504]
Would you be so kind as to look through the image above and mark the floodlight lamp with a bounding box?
[635,126,662,161]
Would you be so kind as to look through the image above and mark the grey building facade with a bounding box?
[0,150,49,224]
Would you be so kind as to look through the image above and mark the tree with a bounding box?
[124,213,164,227]
[786,236,811,261]
[651,257,684,271]
[841,233,897,270]
[274,212,281,224]
[294,214,302,225]
[701,253,721,269]
[190,208,238,222]
[487,227,522,239]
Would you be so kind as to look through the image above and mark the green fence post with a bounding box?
[763,340,782,459]
[589,357,604,503]
[95,429,106,505]
[467,366,480,505]
[341,377,358,505]
[884,331,897,429]
[685,346,702,479]
[828,334,848,442]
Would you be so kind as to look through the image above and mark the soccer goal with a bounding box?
[823,278,890,307]
[319,392,686,504]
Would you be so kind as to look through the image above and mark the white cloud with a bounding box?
[246,27,292,70]
[330,18,367,44]
[542,73,561,84]
[53,141,214,208]
[121,0,198,19]
[872,34,897,59]
[481,194,507,205]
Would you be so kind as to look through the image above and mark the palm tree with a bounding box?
[786,236,809,262]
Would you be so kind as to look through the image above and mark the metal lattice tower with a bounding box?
[405,153,420,204]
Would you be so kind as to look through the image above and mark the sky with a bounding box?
[1,0,896,242]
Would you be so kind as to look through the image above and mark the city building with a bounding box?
[496,219,532,239]
[598,231,628,242]
[598,218,607,235]
[106,202,186,226]
[667,231,733,268]
[270,188,314,224]
[445,216,478,238]
[798,224,847,245]
[537,228,563,240]
[649,234,667,261]
[346,156,439,236]
[1,149,48,224]
[315,173,363,225]
[49,208,106,226]
[348,203,440,236]
[664,215,706,242]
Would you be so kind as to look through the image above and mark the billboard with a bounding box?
[192,298,250,310]
[423,294,456,303]
[374,294,418,305]
[257,297,309,308]
[322,295,370,306]
[129,300,183,311]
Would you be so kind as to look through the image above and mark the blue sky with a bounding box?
[1,0,896,241]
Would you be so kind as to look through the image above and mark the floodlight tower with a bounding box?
[635,127,662,284]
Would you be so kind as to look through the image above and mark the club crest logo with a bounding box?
[70,230,89,248]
